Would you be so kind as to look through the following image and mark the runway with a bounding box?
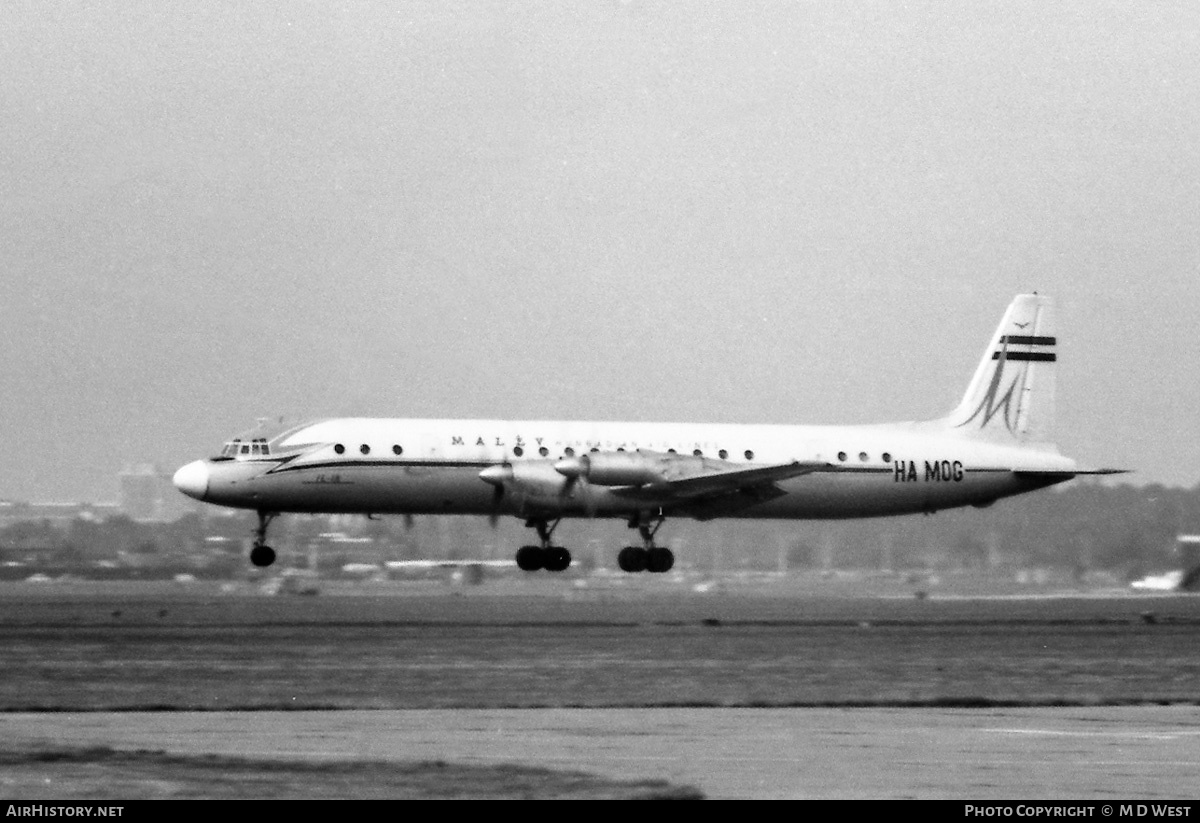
[4,706,1199,799]
[5,584,1200,797]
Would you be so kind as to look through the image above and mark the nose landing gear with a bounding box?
[250,511,278,568]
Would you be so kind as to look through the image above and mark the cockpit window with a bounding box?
[219,437,271,458]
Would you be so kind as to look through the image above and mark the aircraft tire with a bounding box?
[515,545,544,572]
[545,547,572,572]
[618,546,647,573]
[250,545,276,568]
[647,547,674,574]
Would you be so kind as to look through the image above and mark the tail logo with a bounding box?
[956,334,1055,433]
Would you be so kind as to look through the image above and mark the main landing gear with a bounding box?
[514,515,675,574]
[250,511,278,568]
[515,518,572,572]
[617,513,674,574]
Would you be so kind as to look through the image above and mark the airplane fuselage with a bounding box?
[178,417,1078,521]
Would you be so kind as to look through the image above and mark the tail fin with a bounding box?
[942,293,1057,445]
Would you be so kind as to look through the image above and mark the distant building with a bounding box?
[1177,535,1200,590]
[119,464,196,521]
[120,464,161,520]
[0,500,119,528]
[1177,535,1200,562]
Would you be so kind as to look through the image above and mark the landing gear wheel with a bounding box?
[618,546,648,573]
[516,519,571,573]
[622,512,669,574]
[516,545,544,572]
[250,511,279,568]
[250,544,276,568]
[544,546,572,572]
[646,547,674,574]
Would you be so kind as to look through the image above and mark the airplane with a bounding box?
[1130,535,1200,592]
[173,293,1122,572]
[1130,570,1185,592]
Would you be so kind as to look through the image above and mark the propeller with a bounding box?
[488,484,504,528]
[479,463,511,527]
[554,456,597,516]
[479,458,596,519]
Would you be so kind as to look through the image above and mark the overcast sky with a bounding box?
[2,1,1198,503]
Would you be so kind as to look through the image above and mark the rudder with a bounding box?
[942,294,1057,445]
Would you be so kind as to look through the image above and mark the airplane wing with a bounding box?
[612,460,831,519]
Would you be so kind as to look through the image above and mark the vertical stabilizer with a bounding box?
[943,294,1057,445]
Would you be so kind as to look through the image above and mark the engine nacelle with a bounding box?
[480,461,568,499]
[554,451,704,487]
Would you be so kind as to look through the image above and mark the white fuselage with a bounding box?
[176,417,1079,521]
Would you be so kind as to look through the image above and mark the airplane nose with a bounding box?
[173,460,209,501]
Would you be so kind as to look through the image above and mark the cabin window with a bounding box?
[538,446,549,457]
[744,450,755,461]
[360,444,370,455]
[882,452,891,463]
[334,444,345,455]
[513,446,524,457]
[718,449,728,459]
[392,445,403,455]
[859,452,869,462]
[564,447,575,457]
[837,451,847,462]
[693,449,703,457]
